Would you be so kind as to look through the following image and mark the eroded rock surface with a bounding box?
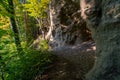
[48,0,91,48]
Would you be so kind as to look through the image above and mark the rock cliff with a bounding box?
[48,0,91,48]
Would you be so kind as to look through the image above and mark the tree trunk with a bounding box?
[45,1,53,40]
[22,0,33,44]
[80,0,120,80]
[22,0,29,43]
[8,0,23,54]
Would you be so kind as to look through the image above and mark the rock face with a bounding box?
[48,0,91,48]
[80,0,120,80]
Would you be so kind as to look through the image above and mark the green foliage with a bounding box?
[0,31,52,80]
[20,49,52,80]
[0,16,53,80]
[0,0,18,17]
[23,0,49,18]
[0,35,52,80]
[0,29,7,38]
[0,0,9,16]
[32,37,49,50]
[0,24,18,80]
[38,39,49,50]
[0,0,52,79]
[4,48,52,80]
[23,0,50,37]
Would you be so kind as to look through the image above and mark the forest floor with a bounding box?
[35,41,96,80]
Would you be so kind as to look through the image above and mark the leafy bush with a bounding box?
[1,40,53,80]
[0,24,53,80]
[6,49,52,80]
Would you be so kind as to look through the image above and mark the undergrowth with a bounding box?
[0,23,53,80]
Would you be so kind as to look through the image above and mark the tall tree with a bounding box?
[22,0,29,43]
[80,0,120,80]
[7,0,23,55]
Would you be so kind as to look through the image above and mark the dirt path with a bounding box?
[36,41,96,80]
